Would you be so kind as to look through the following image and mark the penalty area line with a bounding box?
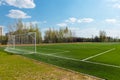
[81,48,115,61]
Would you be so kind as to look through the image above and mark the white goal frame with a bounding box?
[5,32,37,54]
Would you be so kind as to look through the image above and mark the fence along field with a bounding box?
[4,40,120,80]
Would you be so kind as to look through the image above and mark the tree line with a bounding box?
[0,19,120,44]
[73,31,120,42]
[44,27,73,43]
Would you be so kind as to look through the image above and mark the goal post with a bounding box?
[27,32,36,53]
[6,34,15,49]
[5,32,37,54]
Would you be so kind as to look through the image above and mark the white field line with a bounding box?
[81,48,115,61]
[37,52,81,61]
[38,48,70,55]
[5,48,34,54]
[52,51,70,55]
[39,48,69,52]
[5,47,70,55]
[6,47,120,69]
[82,60,120,69]
[38,52,120,69]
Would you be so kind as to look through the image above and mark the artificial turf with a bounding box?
[6,43,120,80]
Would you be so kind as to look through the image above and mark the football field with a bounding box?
[6,43,120,80]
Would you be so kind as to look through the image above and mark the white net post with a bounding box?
[7,35,15,49]
[13,35,15,49]
[34,32,36,53]
[28,32,37,53]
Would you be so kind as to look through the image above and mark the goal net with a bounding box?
[5,32,36,54]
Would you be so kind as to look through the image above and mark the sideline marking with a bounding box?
[6,47,120,69]
[81,48,115,61]
[38,52,120,69]
[38,52,81,61]
[5,48,35,54]
[82,60,120,69]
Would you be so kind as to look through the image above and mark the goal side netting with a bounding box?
[5,32,36,54]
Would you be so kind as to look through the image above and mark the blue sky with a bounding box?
[0,0,120,38]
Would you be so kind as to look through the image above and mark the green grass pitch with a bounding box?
[6,43,120,80]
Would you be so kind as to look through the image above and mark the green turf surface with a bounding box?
[37,43,115,60]
[6,43,120,80]
[89,44,120,66]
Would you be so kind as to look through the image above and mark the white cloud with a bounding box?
[107,0,120,9]
[24,21,39,26]
[113,3,120,8]
[65,17,94,24]
[65,17,77,23]
[69,27,99,38]
[2,0,35,8]
[57,23,67,27]
[80,18,94,23]
[57,17,94,27]
[105,19,117,24]
[77,19,82,23]
[69,26,120,38]
[24,21,47,26]
[7,9,31,19]
[31,21,47,24]
[110,0,119,2]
